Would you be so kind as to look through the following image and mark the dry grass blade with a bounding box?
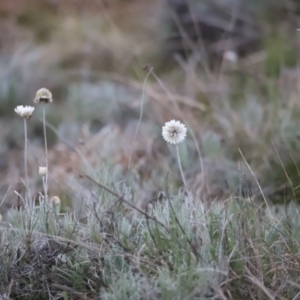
[245,267,275,300]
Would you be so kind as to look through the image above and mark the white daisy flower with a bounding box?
[162,120,187,144]
[14,105,35,120]
[39,166,47,176]
[34,88,53,104]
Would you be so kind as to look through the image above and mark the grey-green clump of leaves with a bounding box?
[1,185,300,299]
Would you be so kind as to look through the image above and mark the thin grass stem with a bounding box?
[42,106,48,201]
[126,68,152,182]
[23,119,31,207]
[175,144,187,189]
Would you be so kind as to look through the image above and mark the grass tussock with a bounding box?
[2,184,300,299]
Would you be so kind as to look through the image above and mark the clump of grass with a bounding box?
[1,87,300,299]
[1,177,300,299]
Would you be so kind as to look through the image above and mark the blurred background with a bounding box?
[1,0,300,212]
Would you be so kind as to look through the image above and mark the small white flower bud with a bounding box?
[51,196,60,205]
[39,166,47,176]
[51,196,61,214]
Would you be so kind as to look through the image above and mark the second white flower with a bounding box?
[162,120,187,144]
